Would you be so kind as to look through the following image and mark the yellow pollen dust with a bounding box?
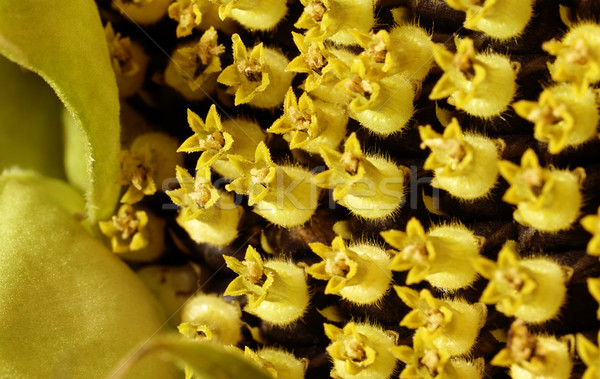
[495,267,525,291]
[191,182,212,208]
[112,211,140,241]
[345,75,373,98]
[239,59,263,82]
[289,106,312,132]
[340,151,360,175]
[402,243,428,263]
[521,168,544,195]
[423,138,466,163]
[507,320,538,362]
[178,5,196,33]
[200,130,225,150]
[426,308,445,332]
[326,252,351,277]
[306,1,326,22]
[250,167,271,185]
[245,260,263,284]
[527,104,566,125]
[420,349,440,376]
[345,338,367,362]
[566,38,589,65]
[132,164,149,190]
[197,30,225,67]
[306,43,326,72]
[367,38,387,63]
[453,44,476,80]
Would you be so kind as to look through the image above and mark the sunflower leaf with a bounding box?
[0,0,121,223]
[111,335,272,379]
[0,56,65,179]
[0,170,175,378]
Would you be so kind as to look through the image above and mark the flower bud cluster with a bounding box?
[95,1,600,378]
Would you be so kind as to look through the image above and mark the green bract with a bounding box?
[0,170,174,378]
[112,336,271,379]
[0,0,120,223]
[0,56,64,179]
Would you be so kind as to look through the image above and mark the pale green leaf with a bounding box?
[0,55,64,179]
[63,108,88,195]
[0,169,175,378]
[111,336,272,379]
[0,0,121,223]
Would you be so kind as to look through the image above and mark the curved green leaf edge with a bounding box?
[111,335,272,379]
[0,56,65,179]
[0,0,121,223]
[0,169,176,378]
[62,108,91,199]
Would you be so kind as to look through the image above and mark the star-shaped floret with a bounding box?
[472,244,536,316]
[490,319,554,374]
[419,119,473,176]
[352,26,434,81]
[513,89,576,154]
[336,58,383,107]
[381,218,437,285]
[429,37,486,106]
[99,204,150,253]
[351,29,397,72]
[268,88,323,150]
[105,23,140,77]
[490,320,535,365]
[394,286,453,335]
[117,146,157,204]
[225,142,278,206]
[168,0,205,38]
[217,34,270,105]
[166,166,220,222]
[581,208,600,256]
[223,245,275,309]
[178,105,234,169]
[177,322,215,341]
[543,23,600,97]
[309,237,392,304]
[295,0,337,42]
[306,237,359,295]
[314,133,366,200]
[393,333,451,379]
[324,322,378,375]
[286,32,337,92]
[577,331,600,379]
[498,149,554,207]
[171,27,224,90]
